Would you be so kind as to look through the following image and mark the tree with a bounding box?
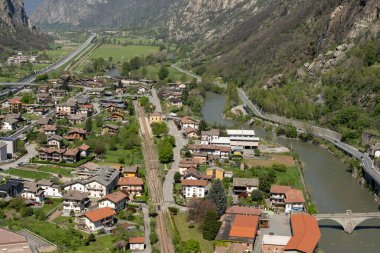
[150,231,158,244]
[151,122,168,137]
[202,211,220,240]
[183,240,201,253]
[251,190,264,202]
[158,138,174,163]
[95,115,103,127]
[174,172,181,184]
[21,92,33,104]
[35,73,48,82]
[85,117,93,132]
[158,65,169,80]
[207,180,227,217]
[199,120,208,131]
[93,141,106,156]
[114,240,127,251]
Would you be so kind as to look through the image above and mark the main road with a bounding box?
[173,64,380,187]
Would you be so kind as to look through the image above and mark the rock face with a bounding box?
[0,0,49,57]
[32,0,177,28]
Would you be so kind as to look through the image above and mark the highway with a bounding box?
[173,64,380,187]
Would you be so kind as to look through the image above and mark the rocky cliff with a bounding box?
[32,0,177,28]
[0,0,49,58]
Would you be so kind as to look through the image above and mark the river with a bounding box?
[201,92,380,253]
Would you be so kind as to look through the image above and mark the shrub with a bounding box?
[168,207,179,215]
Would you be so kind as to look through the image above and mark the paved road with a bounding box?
[171,63,201,83]
[149,88,162,113]
[141,205,152,253]
[163,121,187,205]
[0,144,38,170]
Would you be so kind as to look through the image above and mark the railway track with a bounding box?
[135,102,173,253]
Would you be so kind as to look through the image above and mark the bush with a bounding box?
[168,207,179,215]
[150,231,158,244]
[20,207,34,217]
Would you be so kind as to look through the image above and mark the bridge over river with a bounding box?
[315,211,380,233]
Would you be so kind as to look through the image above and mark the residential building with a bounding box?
[201,129,220,145]
[56,100,77,115]
[192,153,208,164]
[21,182,45,204]
[0,180,23,198]
[77,162,101,176]
[180,116,199,130]
[169,97,183,108]
[285,213,321,253]
[183,168,212,182]
[98,191,127,213]
[36,180,62,198]
[47,135,63,149]
[149,112,162,123]
[118,177,144,199]
[110,112,125,122]
[40,125,57,135]
[181,179,207,199]
[187,144,231,159]
[206,166,225,180]
[63,190,90,214]
[0,142,7,161]
[0,228,32,253]
[63,148,80,163]
[78,207,116,232]
[270,185,305,213]
[210,137,231,147]
[227,129,260,150]
[0,137,18,157]
[122,165,139,178]
[225,206,269,228]
[67,114,86,125]
[178,158,199,175]
[2,118,18,131]
[64,128,87,141]
[262,235,291,253]
[8,97,22,113]
[369,142,380,158]
[38,147,66,162]
[79,144,91,157]
[129,237,145,251]
[64,167,120,198]
[102,124,119,135]
[232,178,259,196]
[184,128,199,139]
[215,214,259,252]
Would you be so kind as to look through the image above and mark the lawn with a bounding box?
[4,168,52,180]
[36,166,74,177]
[102,148,143,165]
[173,212,214,253]
[90,44,159,62]
[63,235,115,253]
[145,64,188,82]
[41,198,63,214]
[245,154,296,167]
[42,45,77,62]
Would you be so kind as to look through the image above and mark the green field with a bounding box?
[41,198,63,214]
[36,166,74,177]
[102,148,143,165]
[4,168,52,180]
[42,45,77,62]
[145,64,188,82]
[90,44,159,62]
[173,212,214,253]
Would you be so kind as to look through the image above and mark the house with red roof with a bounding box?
[181,179,208,199]
[79,144,91,157]
[78,207,116,232]
[8,97,22,113]
[285,213,321,253]
[129,237,145,251]
[98,191,127,213]
[118,177,144,199]
[270,185,305,213]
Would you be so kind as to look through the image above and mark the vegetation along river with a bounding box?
[201,92,380,253]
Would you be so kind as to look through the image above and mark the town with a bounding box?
[1,27,380,253]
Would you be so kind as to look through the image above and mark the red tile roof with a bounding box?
[129,236,145,244]
[118,177,143,186]
[284,189,305,204]
[229,215,259,238]
[226,206,262,216]
[39,147,66,154]
[64,148,80,156]
[8,97,21,104]
[100,191,127,204]
[150,112,162,116]
[181,116,198,124]
[41,125,57,131]
[285,213,321,253]
[270,185,292,194]
[68,128,87,134]
[79,144,90,151]
[84,207,116,222]
[181,179,208,187]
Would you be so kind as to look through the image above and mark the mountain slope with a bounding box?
[0,0,49,58]
[32,0,178,28]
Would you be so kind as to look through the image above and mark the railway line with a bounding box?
[135,101,173,253]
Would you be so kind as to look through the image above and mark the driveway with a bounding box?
[0,143,38,170]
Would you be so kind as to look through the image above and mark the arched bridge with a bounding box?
[315,211,380,233]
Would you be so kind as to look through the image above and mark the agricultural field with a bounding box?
[3,168,52,180]
[245,154,295,167]
[145,64,188,82]
[90,44,159,62]
[41,45,77,62]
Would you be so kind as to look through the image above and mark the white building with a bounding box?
[129,237,145,251]
[56,100,77,115]
[2,119,18,131]
[201,129,220,145]
[63,190,90,214]
[21,182,45,204]
[270,185,305,214]
[227,129,259,150]
[98,191,127,213]
[210,137,231,147]
[78,207,116,232]
[0,142,7,161]
[232,178,259,196]
[181,179,207,199]
[181,116,199,130]
[36,180,63,198]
